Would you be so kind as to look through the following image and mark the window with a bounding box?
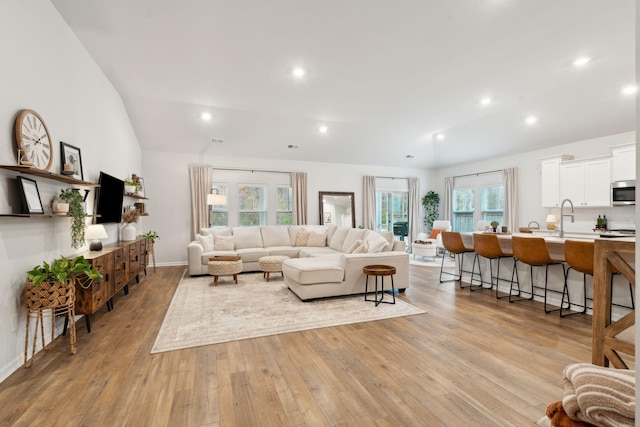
[452,188,474,232]
[481,185,504,224]
[375,191,409,239]
[238,185,267,226]
[276,185,293,225]
[210,184,228,227]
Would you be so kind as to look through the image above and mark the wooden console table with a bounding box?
[73,237,148,332]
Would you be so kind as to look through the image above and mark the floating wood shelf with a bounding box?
[124,192,149,200]
[0,165,99,187]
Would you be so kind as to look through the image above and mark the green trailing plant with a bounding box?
[139,230,160,244]
[27,256,102,289]
[59,188,86,249]
[422,191,440,231]
[124,178,139,187]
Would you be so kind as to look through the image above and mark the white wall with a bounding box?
[433,131,636,231]
[141,150,433,265]
[0,0,142,381]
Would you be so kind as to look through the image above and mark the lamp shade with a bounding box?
[207,193,227,206]
[545,214,557,223]
[86,224,108,251]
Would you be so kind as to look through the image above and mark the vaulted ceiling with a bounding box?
[51,0,635,169]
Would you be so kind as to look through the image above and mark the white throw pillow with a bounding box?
[351,241,369,254]
[214,235,235,251]
[295,229,310,246]
[196,234,214,252]
[306,230,327,247]
[340,228,367,252]
[345,239,363,254]
[365,231,390,253]
[329,227,350,251]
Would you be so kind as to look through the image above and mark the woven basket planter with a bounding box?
[25,280,75,310]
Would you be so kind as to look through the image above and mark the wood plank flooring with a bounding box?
[0,264,597,426]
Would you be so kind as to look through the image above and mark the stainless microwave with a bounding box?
[611,180,635,205]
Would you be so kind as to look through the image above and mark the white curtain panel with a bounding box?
[503,167,518,233]
[443,176,453,222]
[291,172,308,225]
[362,176,376,230]
[408,178,420,251]
[189,165,212,239]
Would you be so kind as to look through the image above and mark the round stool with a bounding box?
[259,255,290,282]
[363,264,396,306]
[208,256,243,286]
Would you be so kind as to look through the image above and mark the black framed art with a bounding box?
[17,176,44,214]
[60,141,84,181]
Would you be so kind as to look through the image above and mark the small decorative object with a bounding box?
[17,176,44,214]
[121,208,140,241]
[545,214,557,230]
[124,178,138,194]
[85,224,108,251]
[136,177,145,197]
[51,198,69,215]
[60,142,84,180]
[501,226,508,233]
[59,188,86,249]
[490,221,499,232]
[134,202,145,214]
[14,109,53,171]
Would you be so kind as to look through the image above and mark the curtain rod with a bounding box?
[375,176,410,180]
[453,169,503,179]
[211,167,291,175]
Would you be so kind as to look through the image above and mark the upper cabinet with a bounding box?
[541,155,573,207]
[611,144,636,182]
[560,157,611,207]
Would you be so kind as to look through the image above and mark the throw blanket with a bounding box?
[562,363,635,427]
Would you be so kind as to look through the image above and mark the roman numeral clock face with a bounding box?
[14,109,53,171]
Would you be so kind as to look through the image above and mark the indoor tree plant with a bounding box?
[59,188,86,249]
[421,191,440,231]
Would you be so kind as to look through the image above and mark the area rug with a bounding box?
[410,256,455,268]
[151,270,426,353]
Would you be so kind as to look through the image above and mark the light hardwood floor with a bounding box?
[0,264,596,426]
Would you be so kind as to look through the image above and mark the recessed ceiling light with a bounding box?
[406,154,415,159]
[621,85,638,95]
[292,67,306,78]
[201,112,212,121]
[435,133,445,141]
[480,97,492,106]
[318,125,328,134]
[573,56,591,67]
[525,115,538,125]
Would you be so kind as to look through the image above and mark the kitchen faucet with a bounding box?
[559,198,574,238]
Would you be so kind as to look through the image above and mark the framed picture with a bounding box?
[17,176,44,214]
[60,141,84,181]
[323,212,332,224]
[136,177,145,197]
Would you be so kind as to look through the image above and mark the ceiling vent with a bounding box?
[210,137,224,144]
[288,144,299,149]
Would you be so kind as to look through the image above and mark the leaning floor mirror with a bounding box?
[319,191,355,228]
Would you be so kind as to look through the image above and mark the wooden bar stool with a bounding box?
[561,239,635,318]
[439,231,480,288]
[509,236,566,313]
[472,233,514,298]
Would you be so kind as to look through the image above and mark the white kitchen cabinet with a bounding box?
[560,157,611,207]
[540,155,573,207]
[611,144,635,182]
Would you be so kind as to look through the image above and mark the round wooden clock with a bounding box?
[14,109,53,171]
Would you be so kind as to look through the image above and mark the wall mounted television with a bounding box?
[95,171,124,224]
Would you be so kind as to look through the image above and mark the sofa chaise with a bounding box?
[187,225,409,300]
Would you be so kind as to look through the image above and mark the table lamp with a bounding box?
[86,224,108,251]
[545,214,557,230]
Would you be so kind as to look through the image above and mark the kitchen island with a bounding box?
[455,232,635,320]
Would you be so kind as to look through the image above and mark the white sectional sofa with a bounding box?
[187,225,409,300]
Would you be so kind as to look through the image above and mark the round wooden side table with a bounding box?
[363,264,396,306]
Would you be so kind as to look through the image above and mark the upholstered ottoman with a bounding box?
[208,256,242,286]
[259,255,290,282]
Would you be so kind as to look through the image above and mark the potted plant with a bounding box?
[59,188,86,249]
[25,256,103,309]
[139,230,159,244]
[490,221,499,232]
[124,178,138,195]
[422,191,440,232]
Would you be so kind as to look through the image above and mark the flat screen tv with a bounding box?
[95,171,124,224]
